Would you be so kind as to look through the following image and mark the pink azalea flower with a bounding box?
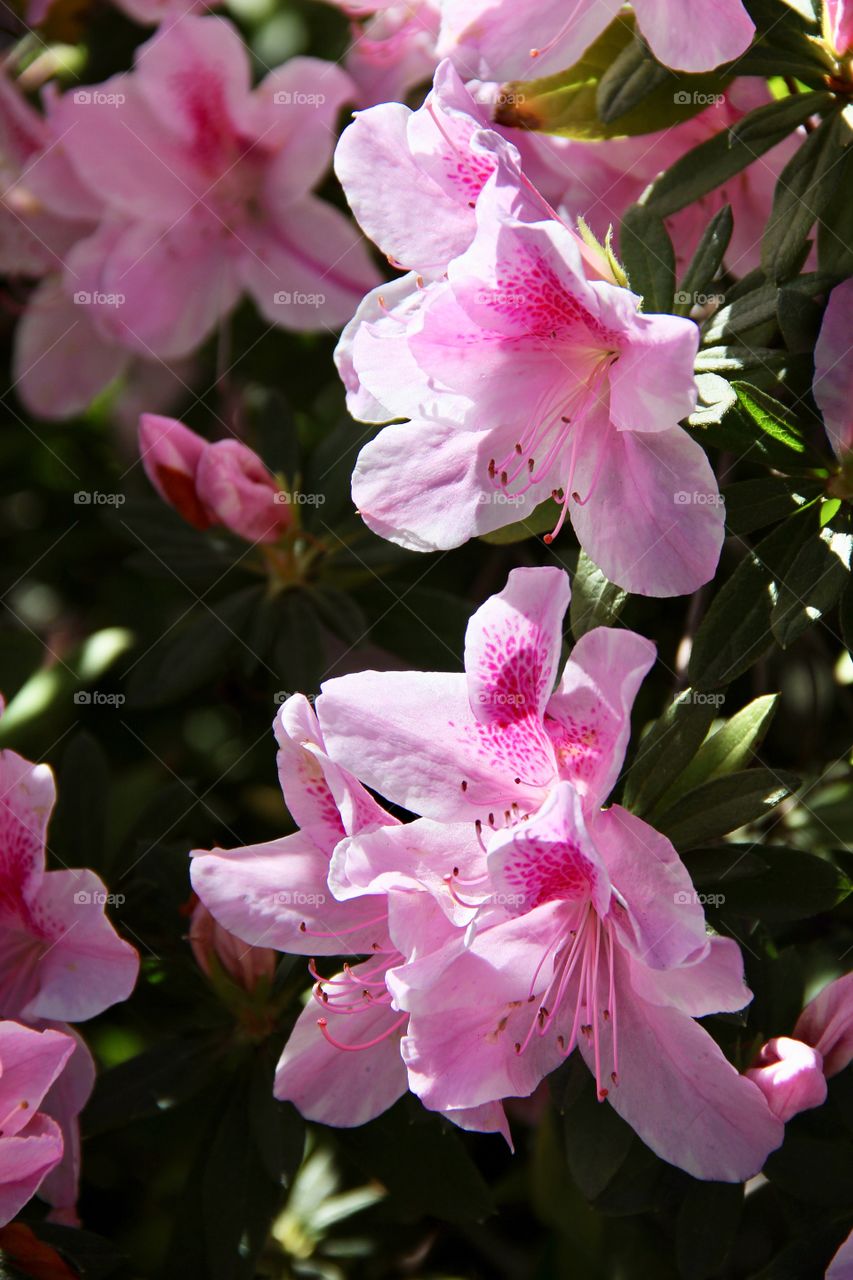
[824,0,853,55]
[38,17,378,366]
[436,0,755,79]
[33,1025,95,1226]
[323,0,441,107]
[828,1228,853,1280]
[0,1020,75,1227]
[191,693,508,1137]
[342,156,724,596]
[316,567,784,1179]
[138,414,292,544]
[814,279,853,462]
[0,729,139,1023]
[745,971,853,1121]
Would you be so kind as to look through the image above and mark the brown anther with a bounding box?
[488,459,496,478]
[500,471,508,486]
[598,1088,609,1100]
[528,458,535,472]
[514,1041,522,1053]
[461,780,468,791]
[299,921,307,932]
[557,1035,566,1050]
[572,491,581,502]
[603,1009,610,1021]
[515,443,523,455]
[611,1072,619,1085]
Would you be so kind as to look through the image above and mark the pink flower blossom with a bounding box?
[317,567,784,1179]
[0,1021,75,1227]
[814,279,853,462]
[191,693,508,1138]
[35,18,378,366]
[139,414,292,544]
[323,0,441,107]
[824,0,853,55]
[33,1025,95,1226]
[341,154,723,596]
[828,1228,853,1280]
[0,727,139,1024]
[436,0,755,80]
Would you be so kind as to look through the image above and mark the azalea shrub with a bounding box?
[1,0,853,1277]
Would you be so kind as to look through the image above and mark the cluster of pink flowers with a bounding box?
[0,707,138,1225]
[193,566,814,1179]
[3,15,378,419]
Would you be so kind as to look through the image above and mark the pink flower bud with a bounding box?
[746,1036,828,1122]
[194,439,292,544]
[138,414,212,530]
[189,901,276,992]
[794,971,853,1079]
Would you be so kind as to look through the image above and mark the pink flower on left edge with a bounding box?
[316,567,784,1180]
[342,153,723,596]
[814,279,853,464]
[41,16,379,364]
[138,414,292,544]
[0,1021,75,1227]
[0,724,139,1023]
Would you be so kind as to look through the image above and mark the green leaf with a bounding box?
[655,768,800,850]
[52,730,110,873]
[247,1049,305,1188]
[622,690,719,818]
[561,1069,635,1201]
[777,283,824,353]
[673,205,733,315]
[651,694,779,819]
[694,345,788,376]
[620,206,676,313]
[570,551,629,640]
[479,497,557,544]
[702,285,778,345]
[271,590,328,694]
[728,89,835,145]
[762,110,851,283]
[494,14,729,140]
[688,514,815,690]
[308,584,367,645]
[818,142,853,275]
[732,382,809,458]
[643,114,811,218]
[770,511,853,647]
[676,1181,742,1280]
[723,477,824,536]
[840,578,853,654]
[687,843,852,921]
[84,1037,220,1136]
[595,30,670,124]
[126,586,264,708]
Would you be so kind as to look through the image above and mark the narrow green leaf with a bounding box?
[688,513,814,690]
[818,142,853,275]
[673,205,733,315]
[569,550,629,640]
[651,694,779,818]
[688,844,852,921]
[656,768,799,850]
[723,477,823,536]
[728,89,835,145]
[620,206,676,313]
[622,690,719,817]
[479,497,557,544]
[595,32,670,124]
[762,110,851,283]
[702,285,778,345]
[770,512,853,647]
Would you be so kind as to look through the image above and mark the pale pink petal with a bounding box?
[634,0,755,72]
[274,963,407,1126]
[825,0,853,54]
[568,420,725,597]
[36,1026,95,1218]
[601,292,700,434]
[14,278,128,419]
[0,748,54,904]
[436,0,621,81]
[255,58,358,195]
[240,194,381,332]
[0,1111,64,1226]
[0,1022,74,1136]
[795,972,853,1078]
[394,901,569,1110]
[828,1228,853,1280]
[628,936,751,1017]
[465,565,569,724]
[591,806,708,970]
[578,951,784,1182]
[444,1100,512,1144]
[190,831,389,957]
[335,274,425,423]
[814,280,853,461]
[547,627,656,807]
[745,1036,828,1123]
[23,869,139,1023]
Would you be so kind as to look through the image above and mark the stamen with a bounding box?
[317,1013,407,1052]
